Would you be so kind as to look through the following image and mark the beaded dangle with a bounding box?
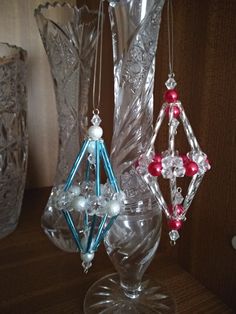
[136,0,211,244]
[51,0,125,272]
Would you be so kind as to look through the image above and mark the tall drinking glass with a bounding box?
[0,43,28,239]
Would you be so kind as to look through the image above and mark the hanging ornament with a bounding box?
[49,0,125,272]
[52,111,125,272]
[135,0,211,245]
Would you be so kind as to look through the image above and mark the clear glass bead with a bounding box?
[173,166,185,177]
[53,189,72,211]
[162,168,174,179]
[162,156,174,169]
[174,190,184,205]
[169,230,180,241]
[88,154,95,165]
[165,77,177,90]
[91,114,101,126]
[88,195,106,215]
[188,151,210,174]
[173,156,183,168]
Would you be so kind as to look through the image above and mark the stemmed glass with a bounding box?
[84,195,176,313]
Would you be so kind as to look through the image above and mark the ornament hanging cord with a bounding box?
[167,0,174,77]
[148,0,175,154]
[92,0,104,114]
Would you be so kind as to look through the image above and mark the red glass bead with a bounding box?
[148,162,162,176]
[153,153,162,163]
[168,204,184,216]
[165,105,180,119]
[168,219,182,230]
[164,89,178,103]
[185,161,199,176]
[180,154,190,165]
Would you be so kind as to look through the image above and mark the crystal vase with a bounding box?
[110,0,165,186]
[84,0,175,312]
[0,43,28,239]
[35,3,98,251]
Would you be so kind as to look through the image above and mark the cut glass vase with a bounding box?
[35,3,98,251]
[85,0,176,312]
[109,0,165,189]
[0,43,28,239]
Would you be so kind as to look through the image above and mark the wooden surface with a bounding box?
[0,188,233,314]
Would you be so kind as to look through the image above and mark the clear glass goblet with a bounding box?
[84,197,176,313]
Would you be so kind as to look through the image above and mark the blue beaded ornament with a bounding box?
[54,112,125,272]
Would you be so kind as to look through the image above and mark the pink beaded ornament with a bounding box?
[136,0,211,244]
[136,78,211,244]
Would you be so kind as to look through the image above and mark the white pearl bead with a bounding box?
[87,141,96,154]
[107,200,121,216]
[81,252,94,263]
[71,196,87,211]
[88,125,103,140]
[69,185,81,195]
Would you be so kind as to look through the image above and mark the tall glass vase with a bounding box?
[110,0,165,189]
[84,0,176,312]
[35,3,98,251]
[0,43,28,239]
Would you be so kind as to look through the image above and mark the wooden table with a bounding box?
[0,188,233,314]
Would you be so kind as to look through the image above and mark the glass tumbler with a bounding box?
[0,43,28,239]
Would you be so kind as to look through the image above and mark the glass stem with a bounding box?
[120,276,142,299]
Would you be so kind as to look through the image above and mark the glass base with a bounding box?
[84,273,176,314]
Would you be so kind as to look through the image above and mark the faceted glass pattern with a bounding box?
[35,2,98,184]
[35,3,99,251]
[0,43,28,238]
[109,0,165,201]
[84,198,175,313]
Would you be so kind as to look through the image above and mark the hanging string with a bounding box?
[147,0,175,154]
[92,0,104,112]
[167,0,174,77]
